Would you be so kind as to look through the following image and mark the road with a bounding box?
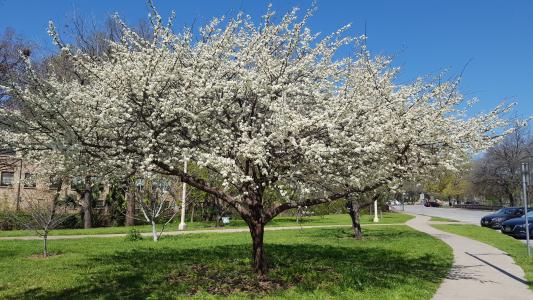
[394,204,494,225]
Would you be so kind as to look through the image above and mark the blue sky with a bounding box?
[1,0,532,117]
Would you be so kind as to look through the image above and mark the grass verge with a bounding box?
[433,224,533,289]
[0,225,450,299]
[0,212,413,237]
[429,217,458,222]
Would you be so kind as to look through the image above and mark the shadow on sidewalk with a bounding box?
[465,252,530,286]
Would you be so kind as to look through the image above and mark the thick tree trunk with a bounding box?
[125,191,135,226]
[83,186,92,229]
[215,214,221,227]
[347,200,362,239]
[248,222,266,276]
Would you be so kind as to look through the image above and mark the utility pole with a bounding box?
[178,159,188,231]
[15,158,22,211]
[521,162,530,257]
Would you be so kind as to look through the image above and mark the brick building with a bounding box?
[0,150,108,211]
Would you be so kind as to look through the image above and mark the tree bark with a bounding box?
[151,220,158,242]
[508,192,515,207]
[248,221,266,276]
[125,191,135,226]
[215,213,221,227]
[102,200,111,227]
[83,183,92,229]
[43,232,48,257]
[347,200,362,239]
[190,203,195,223]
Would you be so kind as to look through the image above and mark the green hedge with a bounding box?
[0,211,82,231]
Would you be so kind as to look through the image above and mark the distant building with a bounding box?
[0,150,107,211]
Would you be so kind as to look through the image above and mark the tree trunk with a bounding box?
[249,222,266,276]
[190,203,195,223]
[215,214,221,227]
[200,201,205,221]
[43,232,48,258]
[125,191,135,226]
[151,220,158,242]
[83,187,92,229]
[508,192,515,207]
[103,200,110,227]
[347,200,362,239]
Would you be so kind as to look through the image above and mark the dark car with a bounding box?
[480,207,527,229]
[423,200,441,207]
[501,210,533,239]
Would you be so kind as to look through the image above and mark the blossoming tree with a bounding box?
[0,3,512,274]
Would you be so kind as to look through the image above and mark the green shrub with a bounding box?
[0,211,31,230]
[0,211,81,231]
[58,214,83,229]
[124,228,143,241]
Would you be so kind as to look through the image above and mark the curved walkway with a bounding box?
[407,215,532,300]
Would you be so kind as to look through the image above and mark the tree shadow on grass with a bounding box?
[6,230,450,299]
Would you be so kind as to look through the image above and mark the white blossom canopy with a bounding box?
[0,4,512,221]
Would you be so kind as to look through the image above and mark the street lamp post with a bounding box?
[178,159,188,231]
[521,162,531,257]
[373,200,379,222]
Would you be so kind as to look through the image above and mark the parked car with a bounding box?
[480,207,528,229]
[387,200,401,206]
[501,210,533,239]
[465,200,480,205]
[423,200,441,207]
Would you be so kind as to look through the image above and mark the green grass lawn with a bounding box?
[433,224,533,289]
[0,212,413,237]
[0,225,450,299]
[429,217,458,222]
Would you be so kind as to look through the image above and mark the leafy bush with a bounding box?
[125,228,143,241]
[309,200,347,216]
[0,211,81,230]
[0,211,30,230]
[59,214,83,229]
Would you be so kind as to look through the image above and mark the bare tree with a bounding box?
[0,28,32,102]
[14,181,68,257]
[128,177,180,241]
[471,127,530,206]
[67,12,152,58]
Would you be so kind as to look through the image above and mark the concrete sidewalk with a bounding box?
[407,215,532,300]
[0,223,402,241]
